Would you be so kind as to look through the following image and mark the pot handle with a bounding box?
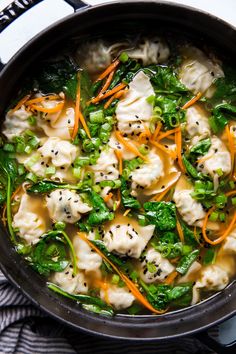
[0,0,89,34]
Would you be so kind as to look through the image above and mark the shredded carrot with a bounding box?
[115,131,148,161]
[114,149,123,174]
[202,210,236,245]
[72,81,81,140]
[175,129,185,172]
[152,121,162,141]
[226,125,235,176]
[157,127,180,142]
[77,232,166,314]
[92,70,115,104]
[104,192,113,203]
[95,59,120,82]
[25,95,59,106]
[138,126,152,143]
[30,101,64,114]
[153,183,175,202]
[104,89,127,109]
[123,209,131,217]
[165,271,178,285]
[90,82,127,104]
[94,280,110,304]
[225,190,236,197]
[176,219,184,243]
[78,111,91,139]
[181,92,202,110]
[12,94,31,112]
[150,139,176,158]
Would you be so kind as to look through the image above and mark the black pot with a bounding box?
[0,0,235,349]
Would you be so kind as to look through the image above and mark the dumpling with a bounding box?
[186,105,211,140]
[100,285,135,310]
[90,148,119,183]
[131,150,164,189]
[173,188,206,226]
[3,106,33,141]
[127,37,170,65]
[50,265,88,294]
[222,228,236,254]
[38,105,74,140]
[178,261,202,283]
[103,223,155,258]
[13,194,47,245]
[46,189,92,224]
[140,248,175,283]
[197,136,231,188]
[179,46,224,98]
[116,71,155,135]
[194,265,229,291]
[73,234,102,274]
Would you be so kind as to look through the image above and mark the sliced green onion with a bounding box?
[72,167,81,179]
[45,166,56,176]
[18,164,25,176]
[147,262,157,273]
[219,212,226,222]
[28,136,39,148]
[119,51,129,63]
[24,145,33,154]
[26,172,37,183]
[3,143,15,152]
[216,168,223,176]
[146,95,156,105]
[139,144,150,155]
[24,129,35,137]
[229,181,235,189]
[54,221,66,230]
[111,274,120,285]
[209,211,219,222]
[25,153,40,168]
[215,194,227,209]
[28,115,37,126]
[182,245,193,255]
[92,185,101,193]
[89,110,104,123]
[153,106,162,115]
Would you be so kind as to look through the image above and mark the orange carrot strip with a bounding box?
[25,95,59,106]
[150,139,176,158]
[114,149,123,174]
[226,125,235,176]
[72,81,81,140]
[202,210,236,245]
[165,271,178,285]
[79,111,91,139]
[152,121,162,141]
[175,129,185,172]
[95,59,120,82]
[91,82,126,104]
[77,232,166,314]
[153,183,175,202]
[104,192,113,203]
[225,190,236,197]
[176,219,184,243]
[30,101,64,114]
[181,92,202,110]
[104,89,127,109]
[157,127,180,141]
[12,94,31,112]
[115,131,148,161]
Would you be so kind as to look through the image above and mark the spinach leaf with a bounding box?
[143,201,176,231]
[79,69,93,109]
[27,180,82,194]
[86,191,114,226]
[182,155,201,180]
[120,176,141,210]
[212,65,236,102]
[140,280,192,310]
[91,240,126,269]
[176,249,199,275]
[203,247,217,265]
[210,103,236,133]
[188,138,211,159]
[30,230,77,276]
[150,66,188,93]
[181,222,198,246]
[47,283,114,316]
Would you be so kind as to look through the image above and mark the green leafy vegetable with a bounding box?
[120,176,141,209]
[210,103,236,133]
[212,65,236,102]
[27,180,83,194]
[188,138,211,160]
[176,249,199,275]
[86,191,114,226]
[203,247,217,265]
[150,66,188,93]
[31,230,77,276]
[143,201,176,231]
[47,283,114,316]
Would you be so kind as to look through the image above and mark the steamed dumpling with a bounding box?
[127,37,170,65]
[186,105,211,140]
[194,265,229,291]
[140,248,175,283]
[100,285,135,310]
[179,46,224,98]
[131,150,164,189]
[90,148,119,183]
[50,265,88,294]
[13,194,47,245]
[3,106,33,141]
[197,136,231,187]
[103,223,155,258]
[173,188,206,226]
[73,234,103,274]
[222,228,236,254]
[116,71,155,135]
[46,189,92,224]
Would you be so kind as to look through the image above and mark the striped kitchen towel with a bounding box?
[0,271,214,354]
